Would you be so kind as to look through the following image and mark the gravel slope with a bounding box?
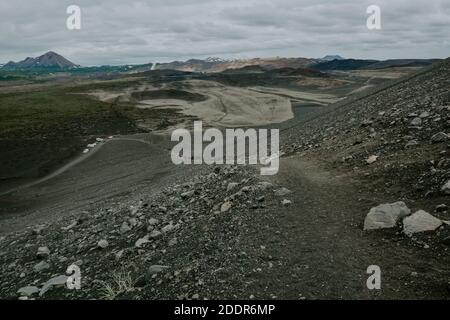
[0,59,449,299]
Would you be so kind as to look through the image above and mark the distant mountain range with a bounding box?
[1,51,79,70]
[153,56,441,73]
[154,57,316,73]
[0,51,442,74]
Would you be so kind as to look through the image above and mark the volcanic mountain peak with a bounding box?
[2,51,79,70]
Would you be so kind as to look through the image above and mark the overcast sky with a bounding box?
[0,0,449,65]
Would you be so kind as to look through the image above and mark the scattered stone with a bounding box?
[364,201,411,230]
[148,265,169,275]
[149,230,162,239]
[274,187,292,197]
[419,111,430,118]
[17,286,39,297]
[161,223,176,234]
[405,140,419,148]
[135,235,150,248]
[257,181,273,191]
[120,222,131,234]
[128,218,138,227]
[221,201,232,212]
[227,182,238,191]
[97,239,109,249]
[281,199,292,206]
[366,155,378,164]
[33,261,50,272]
[130,201,143,215]
[181,191,195,199]
[32,225,46,235]
[39,275,68,296]
[436,204,448,212]
[431,132,448,143]
[36,246,50,259]
[441,180,450,194]
[148,218,159,226]
[403,210,443,236]
[61,220,77,231]
[410,117,422,126]
[168,238,178,246]
[73,259,83,266]
[115,250,124,261]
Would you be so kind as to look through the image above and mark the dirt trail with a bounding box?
[256,155,449,299]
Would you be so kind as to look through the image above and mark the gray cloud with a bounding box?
[0,0,448,65]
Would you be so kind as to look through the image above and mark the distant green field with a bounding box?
[0,88,136,138]
[0,85,143,181]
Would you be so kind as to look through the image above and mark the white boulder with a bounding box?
[364,201,411,230]
[403,210,443,236]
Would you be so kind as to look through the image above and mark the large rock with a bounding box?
[364,202,411,230]
[403,210,443,235]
